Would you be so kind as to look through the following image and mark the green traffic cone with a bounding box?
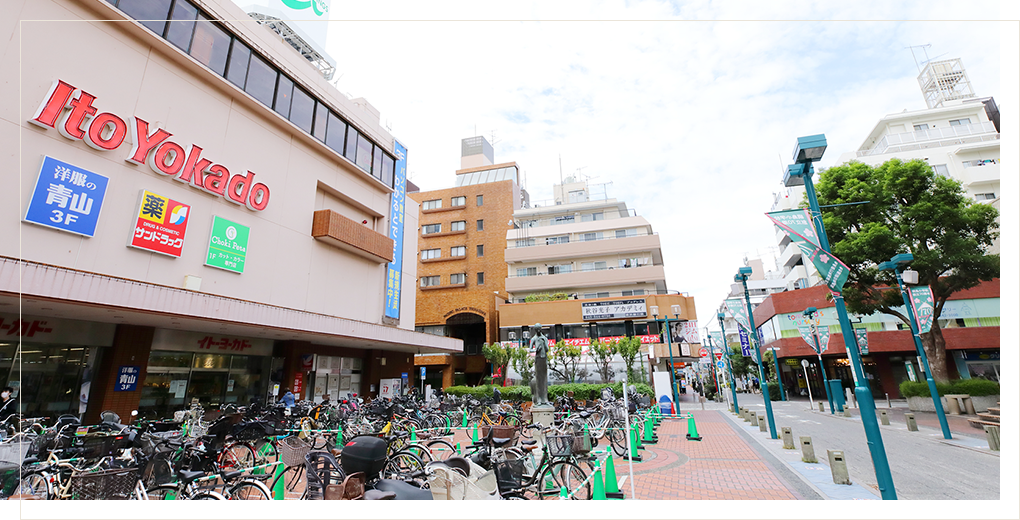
[462,411,468,428]
[634,423,644,450]
[455,442,461,455]
[410,425,417,442]
[272,462,286,500]
[604,453,624,499]
[642,415,658,444]
[592,467,606,500]
[686,412,702,441]
[472,423,479,443]
[335,431,343,449]
[625,425,643,462]
[559,486,569,499]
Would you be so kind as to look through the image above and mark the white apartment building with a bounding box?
[503,179,666,302]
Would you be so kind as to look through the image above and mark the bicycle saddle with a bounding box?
[373,479,432,500]
[521,439,537,446]
[177,470,206,483]
[363,489,396,500]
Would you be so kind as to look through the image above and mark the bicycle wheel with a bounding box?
[219,442,256,471]
[227,479,272,500]
[190,490,227,500]
[145,483,184,500]
[425,439,457,460]
[404,442,435,463]
[609,422,628,457]
[537,461,590,500]
[382,450,425,482]
[254,439,278,465]
[12,472,51,499]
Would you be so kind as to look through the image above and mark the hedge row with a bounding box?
[898,378,999,398]
[442,382,655,402]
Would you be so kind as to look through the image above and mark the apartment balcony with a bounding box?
[857,121,998,157]
[505,264,665,293]
[512,210,640,231]
[504,233,661,264]
[311,209,393,264]
[778,241,802,268]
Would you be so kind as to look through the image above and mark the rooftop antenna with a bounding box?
[558,155,563,185]
[906,44,932,74]
[489,130,501,148]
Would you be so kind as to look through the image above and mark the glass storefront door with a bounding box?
[139,351,268,419]
[1,343,100,418]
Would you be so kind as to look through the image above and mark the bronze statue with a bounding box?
[529,323,550,406]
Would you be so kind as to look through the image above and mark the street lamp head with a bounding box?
[803,306,817,316]
[738,266,753,276]
[650,305,659,318]
[716,312,726,320]
[783,163,806,187]
[671,304,681,316]
[901,269,919,285]
[892,253,914,266]
[876,261,896,272]
[793,134,827,163]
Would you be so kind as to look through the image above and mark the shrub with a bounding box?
[766,382,781,401]
[897,378,998,398]
[444,382,656,403]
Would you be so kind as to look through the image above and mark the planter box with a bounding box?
[906,394,999,413]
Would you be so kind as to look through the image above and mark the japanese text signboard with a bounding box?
[24,156,110,237]
[724,299,751,332]
[205,216,249,273]
[854,327,869,355]
[116,366,140,392]
[767,209,850,293]
[384,141,408,320]
[129,189,191,257]
[907,285,935,334]
[581,299,647,320]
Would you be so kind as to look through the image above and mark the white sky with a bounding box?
[321,1,1014,339]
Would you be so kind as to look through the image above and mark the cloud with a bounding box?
[323,1,1005,331]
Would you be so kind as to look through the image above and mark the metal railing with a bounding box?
[507,230,657,249]
[506,288,688,303]
[857,121,998,157]
[511,208,638,229]
[509,262,655,278]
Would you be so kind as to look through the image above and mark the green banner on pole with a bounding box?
[854,327,869,355]
[907,285,935,333]
[724,299,751,332]
[767,209,850,293]
[205,216,250,274]
[816,326,831,352]
[710,331,725,351]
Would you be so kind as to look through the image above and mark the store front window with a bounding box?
[1,343,101,417]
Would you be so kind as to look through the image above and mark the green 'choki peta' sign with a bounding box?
[205,216,249,274]
[281,0,329,16]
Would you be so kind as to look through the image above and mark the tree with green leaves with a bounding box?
[481,342,512,386]
[616,336,643,382]
[728,344,760,380]
[549,340,582,383]
[588,339,617,383]
[814,159,999,381]
[509,344,534,386]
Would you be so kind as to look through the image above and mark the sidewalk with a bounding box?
[785,395,990,440]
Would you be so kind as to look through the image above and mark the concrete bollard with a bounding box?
[750,411,759,427]
[878,410,890,425]
[800,436,817,463]
[984,425,1000,451]
[905,413,918,431]
[818,402,825,412]
[759,416,768,433]
[742,408,750,422]
[827,450,851,485]
[843,407,852,418]
[781,427,794,449]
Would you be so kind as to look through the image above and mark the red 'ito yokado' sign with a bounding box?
[29,79,272,211]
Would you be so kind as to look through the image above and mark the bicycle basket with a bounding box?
[68,433,126,459]
[233,421,273,442]
[0,441,30,465]
[493,459,526,495]
[279,436,312,468]
[571,434,591,455]
[69,467,140,500]
[479,425,518,446]
[546,435,573,458]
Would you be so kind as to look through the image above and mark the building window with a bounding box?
[581,212,604,222]
[244,53,278,107]
[619,258,641,268]
[548,264,571,274]
[913,123,929,132]
[290,87,315,134]
[476,245,484,257]
[189,16,231,76]
[568,190,587,203]
[451,196,466,207]
[451,273,466,285]
[476,220,484,231]
[949,118,972,126]
[477,272,485,285]
[546,235,569,245]
[118,0,173,36]
[423,199,442,210]
[451,246,466,257]
[553,215,575,225]
[582,232,603,242]
[515,238,535,247]
[975,192,997,200]
[622,289,645,296]
[476,195,484,206]
[517,267,538,277]
[312,101,328,142]
[616,229,636,238]
[166,0,199,52]
[423,224,441,235]
[581,261,607,272]
[420,275,440,287]
[451,221,466,232]
[931,164,950,176]
[421,248,441,260]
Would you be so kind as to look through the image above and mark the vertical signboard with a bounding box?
[906,285,935,333]
[854,327,869,355]
[128,190,191,257]
[24,156,110,237]
[205,216,250,273]
[384,141,408,319]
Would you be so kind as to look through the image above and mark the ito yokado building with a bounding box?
[3,0,461,423]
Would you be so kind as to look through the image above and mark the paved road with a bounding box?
[719,393,1000,500]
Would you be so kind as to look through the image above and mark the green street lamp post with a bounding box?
[784,134,897,500]
[803,307,834,414]
[716,312,740,414]
[704,326,720,396]
[735,267,778,439]
[878,253,952,440]
[651,305,680,411]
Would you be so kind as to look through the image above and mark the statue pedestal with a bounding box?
[530,404,555,429]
